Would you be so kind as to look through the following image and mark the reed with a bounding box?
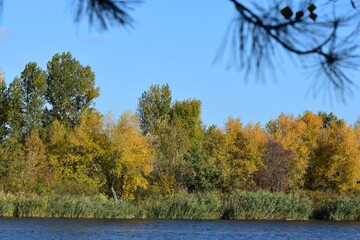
[46,195,140,218]
[222,190,311,220]
[320,197,360,221]
[96,199,141,218]
[0,191,325,220]
[142,191,222,219]
[0,192,15,217]
[14,194,47,217]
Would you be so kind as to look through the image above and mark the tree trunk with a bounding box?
[110,179,118,201]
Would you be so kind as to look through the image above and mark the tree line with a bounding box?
[0,52,360,201]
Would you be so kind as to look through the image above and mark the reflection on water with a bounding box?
[0,218,359,239]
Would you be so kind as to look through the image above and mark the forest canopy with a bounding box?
[0,52,359,200]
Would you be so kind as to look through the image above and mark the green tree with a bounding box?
[20,62,47,136]
[45,52,100,127]
[318,111,344,129]
[0,73,7,140]
[137,83,172,136]
[6,77,24,138]
[355,117,360,128]
[0,77,25,191]
[138,85,211,191]
[184,145,222,192]
[165,99,204,190]
[0,136,25,192]
[171,99,203,145]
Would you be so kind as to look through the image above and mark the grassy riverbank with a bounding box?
[0,191,359,220]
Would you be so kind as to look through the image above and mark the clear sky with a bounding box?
[0,1,359,127]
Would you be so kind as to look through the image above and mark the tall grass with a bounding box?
[46,195,140,218]
[95,199,143,219]
[320,197,360,221]
[14,194,47,217]
[222,191,311,220]
[296,190,340,220]
[0,192,15,217]
[0,193,141,218]
[6,191,360,221]
[141,191,222,219]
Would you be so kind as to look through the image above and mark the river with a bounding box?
[0,218,359,239]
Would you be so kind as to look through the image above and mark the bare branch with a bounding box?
[73,0,141,30]
[222,0,360,101]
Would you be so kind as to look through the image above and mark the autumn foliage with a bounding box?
[0,53,360,201]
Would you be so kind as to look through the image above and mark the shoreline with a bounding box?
[0,217,357,222]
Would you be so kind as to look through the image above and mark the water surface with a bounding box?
[0,218,359,239]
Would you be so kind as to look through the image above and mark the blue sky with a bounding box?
[0,1,359,127]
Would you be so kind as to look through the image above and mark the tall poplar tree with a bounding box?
[0,77,25,191]
[6,77,24,139]
[137,83,172,136]
[0,73,7,140]
[20,62,47,136]
[166,99,204,189]
[46,52,100,127]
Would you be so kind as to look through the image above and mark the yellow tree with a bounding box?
[66,110,154,200]
[298,111,323,151]
[266,113,322,188]
[23,130,51,193]
[205,125,228,190]
[210,117,266,191]
[98,111,154,200]
[238,123,267,187]
[308,121,360,192]
[298,111,326,188]
[46,119,101,195]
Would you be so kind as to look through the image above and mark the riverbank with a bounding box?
[0,191,359,221]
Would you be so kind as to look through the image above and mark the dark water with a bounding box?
[0,218,359,240]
